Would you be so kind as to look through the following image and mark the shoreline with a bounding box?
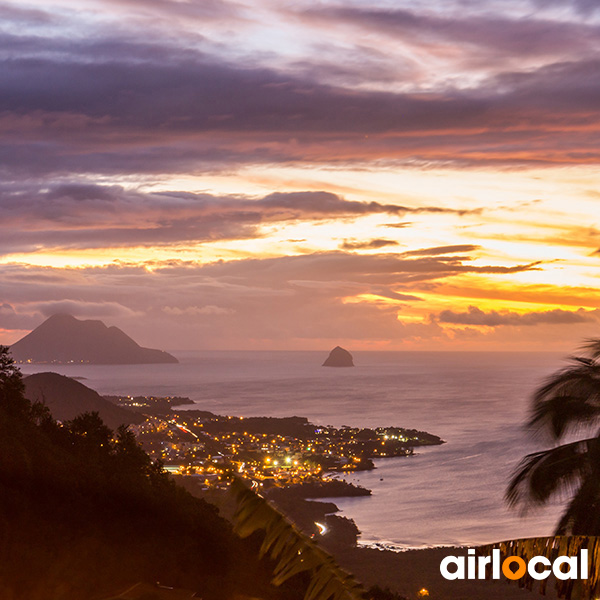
[357,540,463,553]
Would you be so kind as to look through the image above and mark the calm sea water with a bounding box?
[21,351,568,548]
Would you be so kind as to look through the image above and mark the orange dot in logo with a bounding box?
[502,556,526,580]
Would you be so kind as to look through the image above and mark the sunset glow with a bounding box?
[1,0,599,350]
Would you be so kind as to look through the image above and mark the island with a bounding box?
[10,313,178,364]
[323,346,354,367]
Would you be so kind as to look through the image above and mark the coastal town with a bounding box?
[107,394,445,494]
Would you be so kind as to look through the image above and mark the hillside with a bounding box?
[0,347,296,600]
[10,314,178,364]
[23,372,144,429]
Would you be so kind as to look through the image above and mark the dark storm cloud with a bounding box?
[0,183,477,254]
[1,26,600,174]
[437,305,598,326]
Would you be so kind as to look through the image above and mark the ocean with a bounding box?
[21,350,568,548]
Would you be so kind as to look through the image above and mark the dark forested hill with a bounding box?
[0,346,296,600]
[23,372,144,429]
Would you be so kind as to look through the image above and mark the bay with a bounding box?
[21,350,566,547]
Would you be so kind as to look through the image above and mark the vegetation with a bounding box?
[231,476,366,600]
[0,346,291,600]
[497,340,600,599]
[478,536,600,600]
[272,479,371,499]
[507,340,600,534]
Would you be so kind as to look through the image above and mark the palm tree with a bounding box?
[506,339,600,534]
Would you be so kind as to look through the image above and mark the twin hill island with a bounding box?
[10,313,178,364]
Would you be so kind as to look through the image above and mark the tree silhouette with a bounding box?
[0,345,29,416]
[0,346,293,600]
[507,339,600,534]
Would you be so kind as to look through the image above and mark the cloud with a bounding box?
[0,183,475,254]
[0,3,57,25]
[163,305,234,316]
[100,0,242,21]
[402,245,480,257]
[531,0,600,16]
[300,6,600,63]
[32,300,139,319]
[436,305,598,326]
[0,249,545,348]
[0,299,137,333]
[380,222,412,229]
[193,251,541,286]
[340,239,399,250]
[252,192,449,219]
[1,25,600,175]
[0,303,40,330]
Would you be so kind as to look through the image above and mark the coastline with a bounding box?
[357,540,461,552]
[20,352,565,561]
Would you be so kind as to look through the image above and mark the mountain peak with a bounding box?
[10,314,178,364]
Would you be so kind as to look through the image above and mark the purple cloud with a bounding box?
[0,26,599,176]
[0,183,478,254]
[437,305,598,326]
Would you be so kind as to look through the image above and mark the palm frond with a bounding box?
[506,438,594,509]
[555,442,600,535]
[230,477,366,600]
[529,358,600,439]
[580,339,600,360]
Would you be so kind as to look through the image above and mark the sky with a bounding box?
[1,0,599,352]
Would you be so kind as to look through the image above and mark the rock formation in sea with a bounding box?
[322,346,354,367]
[10,313,178,364]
